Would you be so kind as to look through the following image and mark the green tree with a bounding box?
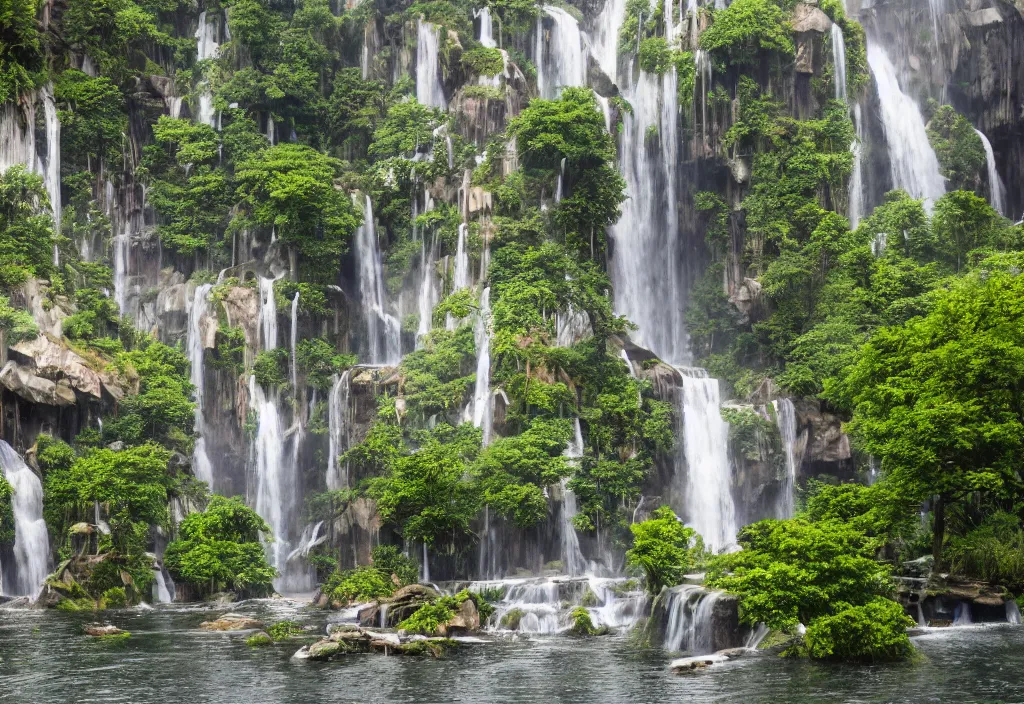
[0,0,45,102]
[0,165,56,289]
[626,506,703,594]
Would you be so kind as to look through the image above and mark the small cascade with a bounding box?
[610,68,684,364]
[554,157,565,203]
[831,24,847,102]
[421,543,430,584]
[326,370,352,491]
[694,50,712,148]
[154,568,174,603]
[590,0,627,84]
[662,585,723,653]
[471,577,647,633]
[974,129,1006,217]
[287,521,328,562]
[416,20,446,109]
[0,441,50,597]
[112,233,131,315]
[1006,600,1021,625]
[772,398,798,518]
[188,284,215,487]
[355,196,401,364]
[195,11,221,127]
[675,369,736,552]
[40,87,60,263]
[560,419,587,576]
[536,6,587,99]
[849,103,865,228]
[476,7,497,48]
[867,43,945,210]
[954,601,973,626]
[266,116,276,145]
[916,601,927,627]
[745,622,770,649]
[471,287,493,444]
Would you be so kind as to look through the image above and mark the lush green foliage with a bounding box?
[927,105,986,192]
[0,166,57,290]
[804,598,915,662]
[626,506,704,594]
[164,496,276,598]
[700,0,794,66]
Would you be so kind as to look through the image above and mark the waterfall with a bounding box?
[416,20,446,108]
[289,292,300,392]
[112,233,131,315]
[675,369,736,552]
[0,87,61,261]
[867,43,945,210]
[266,116,276,145]
[188,284,215,487]
[355,196,401,364]
[974,129,1006,217]
[662,585,723,654]
[849,103,865,228]
[610,69,685,365]
[536,6,587,99]
[773,398,798,518]
[154,568,173,603]
[453,223,470,291]
[591,0,627,83]
[1006,600,1021,625]
[326,370,352,491]
[471,287,493,444]
[831,24,847,102]
[476,7,496,48]
[0,441,50,597]
[249,375,292,587]
[415,236,439,347]
[560,419,587,576]
[258,275,278,351]
[195,11,220,127]
[953,601,973,626]
[695,50,712,147]
[421,543,430,583]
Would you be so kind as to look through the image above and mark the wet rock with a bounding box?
[670,654,728,671]
[199,613,265,631]
[84,623,124,637]
[307,640,344,660]
[445,597,480,633]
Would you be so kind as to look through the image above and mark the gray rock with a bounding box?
[0,361,77,407]
[791,3,832,33]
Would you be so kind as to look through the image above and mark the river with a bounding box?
[1,601,1022,703]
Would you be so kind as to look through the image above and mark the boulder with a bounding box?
[84,623,124,637]
[670,654,728,671]
[9,335,123,401]
[791,3,832,33]
[965,8,1001,27]
[0,361,77,407]
[307,640,344,660]
[199,613,265,631]
[445,597,480,633]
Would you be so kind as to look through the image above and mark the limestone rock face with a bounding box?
[0,361,77,406]
[791,3,833,33]
[8,335,123,403]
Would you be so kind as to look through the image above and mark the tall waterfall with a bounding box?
[0,86,62,260]
[536,6,587,99]
[289,292,300,392]
[974,129,1006,217]
[188,284,215,487]
[849,103,865,228]
[867,43,945,210]
[471,287,493,444]
[326,370,351,491]
[609,70,685,364]
[476,7,496,48]
[675,370,736,552]
[590,0,627,83]
[112,233,131,315]
[453,223,470,291]
[0,440,50,597]
[560,418,587,576]
[195,11,221,127]
[831,24,847,102]
[415,236,439,347]
[416,20,446,108]
[773,398,798,518]
[355,196,401,364]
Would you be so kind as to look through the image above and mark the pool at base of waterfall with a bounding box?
[2,602,1024,703]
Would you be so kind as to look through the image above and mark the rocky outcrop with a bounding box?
[297,625,460,660]
[7,335,123,403]
[199,613,266,631]
[84,623,126,637]
[358,584,439,628]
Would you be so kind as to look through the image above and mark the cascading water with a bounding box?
[609,69,685,364]
[453,223,470,291]
[1006,600,1021,625]
[195,11,220,127]
[867,43,945,210]
[476,7,496,48]
[416,20,447,108]
[590,0,627,84]
[773,398,798,518]
[112,233,131,315]
[154,569,174,603]
[849,103,865,228]
[470,287,493,444]
[416,235,439,347]
[974,129,1006,217]
[355,196,401,364]
[675,369,737,552]
[831,24,847,102]
[662,585,723,654]
[326,370,352,491]
[188,284,215,487]
[289,292,300,392]
[536,6,587,100]
[0,441,50,597]
[560,419,587,576]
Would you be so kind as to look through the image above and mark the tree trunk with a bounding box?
[932,493,946,569]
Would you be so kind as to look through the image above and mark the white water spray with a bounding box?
[773,398,798,518]
[974,129,1006,217]
[188,284,215,487]
[355,196,401,364]
[416,20,447,108]
[0,441,50,597]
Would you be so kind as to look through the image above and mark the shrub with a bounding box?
[101,587,128,608]
[626,506,704,594]
[371,545,419,586]
[253,348,288,387]
[567,606,598,636]
[804,598,915,662]
[322,565,395,604]
[398,599,456,635]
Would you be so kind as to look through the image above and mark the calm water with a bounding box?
[1,600,1022,703]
